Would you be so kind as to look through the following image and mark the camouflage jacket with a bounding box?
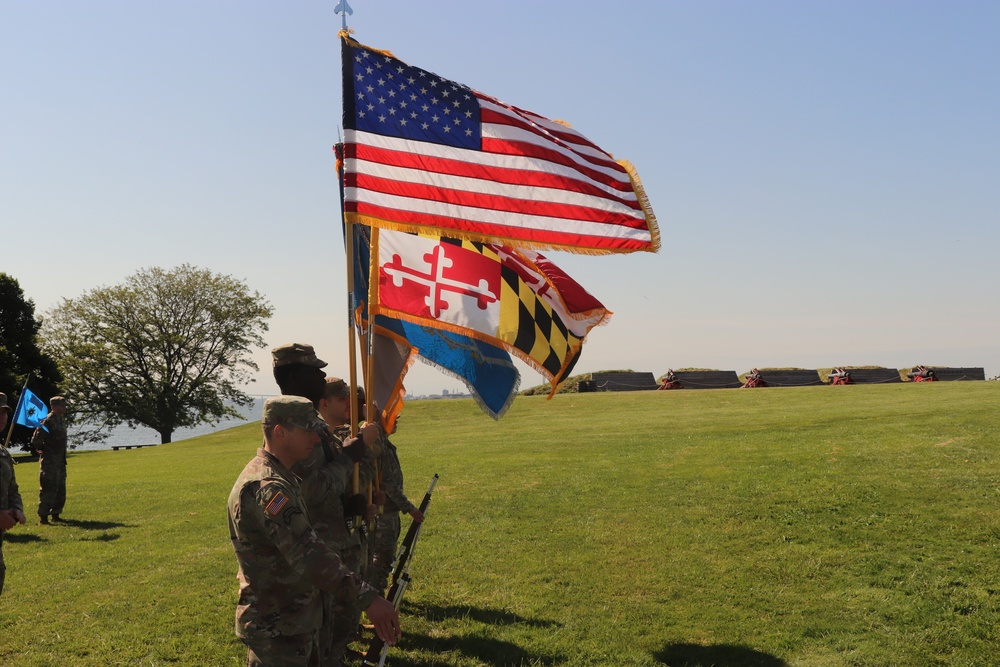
[31,415,67,469]
[297,432,360,553]
[227,447,377,639]
[378,437,415,514]
[1,448,24,527]
[331,423,380,485]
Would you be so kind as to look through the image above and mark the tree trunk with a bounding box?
[159,430,172,444]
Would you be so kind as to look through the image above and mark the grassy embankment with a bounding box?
[2,381,999,666]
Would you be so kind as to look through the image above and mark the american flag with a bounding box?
[264,492,289,517]
[341,36,659,254]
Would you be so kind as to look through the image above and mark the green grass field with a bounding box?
[2,381,999,666]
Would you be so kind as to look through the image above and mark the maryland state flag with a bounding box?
[370,228,610,396]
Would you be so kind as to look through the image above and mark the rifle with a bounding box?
[363,473,438,667]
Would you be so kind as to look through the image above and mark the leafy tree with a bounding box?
[0,273,63,448]
[40,265,273,444]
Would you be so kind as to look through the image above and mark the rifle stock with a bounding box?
[362,474,437,666]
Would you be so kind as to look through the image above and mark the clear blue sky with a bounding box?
[3,1,998,399]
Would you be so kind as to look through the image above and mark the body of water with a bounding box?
[69,397,270,452]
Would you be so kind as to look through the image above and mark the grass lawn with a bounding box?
[1,381,999,666]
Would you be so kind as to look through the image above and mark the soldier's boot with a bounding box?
[51,514,61,522]
[39,515,50,525]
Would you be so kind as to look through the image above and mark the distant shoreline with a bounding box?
[65,397,269,452]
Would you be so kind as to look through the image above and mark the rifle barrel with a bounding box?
[363,473,436,666]
[389,474,438,589]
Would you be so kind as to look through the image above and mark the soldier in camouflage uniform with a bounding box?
[270,345,377,666]
[313,378,380,664]
[319,380,378,574]
[271,343,328,408]
[227,395,399,667]
[32,395,68,524]
[1,393,27,597]
[366,422,423,595]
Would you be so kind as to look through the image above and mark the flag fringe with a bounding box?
[368,323,418,432]
[341,32,396,60]
[545,346,585,399]
[415,352,520,420]
[617,158,661,253]
[496,246,614,328]
[373,308,585,401]
[372,318,520,421]
[588,309,614,328]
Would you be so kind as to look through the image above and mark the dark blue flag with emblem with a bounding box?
[14,387,49,432]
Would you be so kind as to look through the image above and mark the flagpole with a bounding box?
[336,2,369,517]
[364,295,375,525]
[364,228,378,523]
[3,374,31,450]
[334,0,353,32]
[344,213,362,510]
[335,1,362,508]
[367,225,383,516]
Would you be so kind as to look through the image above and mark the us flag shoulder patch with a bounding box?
[265,492,290,517]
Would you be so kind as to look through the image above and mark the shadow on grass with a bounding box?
[52,518,129,530]
[42,518,131,542]
[78,532,121,542]
[654,642,788,667]
[392,633,565,666]
[390,601,565,666]
[405,600,560,629]
[3,533,45,544]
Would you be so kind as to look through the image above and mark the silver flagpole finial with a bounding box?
[334,0,354,31]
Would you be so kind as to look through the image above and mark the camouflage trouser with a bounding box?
[353,530,369,584]
[318,591,357,667]
[244,631,319,667]
[366,512,401,594]
[0,535,6,597]
[38,465,66,517]
[319,542,366,666]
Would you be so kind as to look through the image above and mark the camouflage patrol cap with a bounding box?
[262,395,327,432]
[323,377,351,398]
[271,342,328,369]
[0,392,11,414]
[50,396,67,406]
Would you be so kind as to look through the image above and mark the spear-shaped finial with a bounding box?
[334,0,354,31]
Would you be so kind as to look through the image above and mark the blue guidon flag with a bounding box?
[13,387,49,432]
[340,35,659,254]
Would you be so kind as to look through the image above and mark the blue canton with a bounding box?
[348,44,482,150]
